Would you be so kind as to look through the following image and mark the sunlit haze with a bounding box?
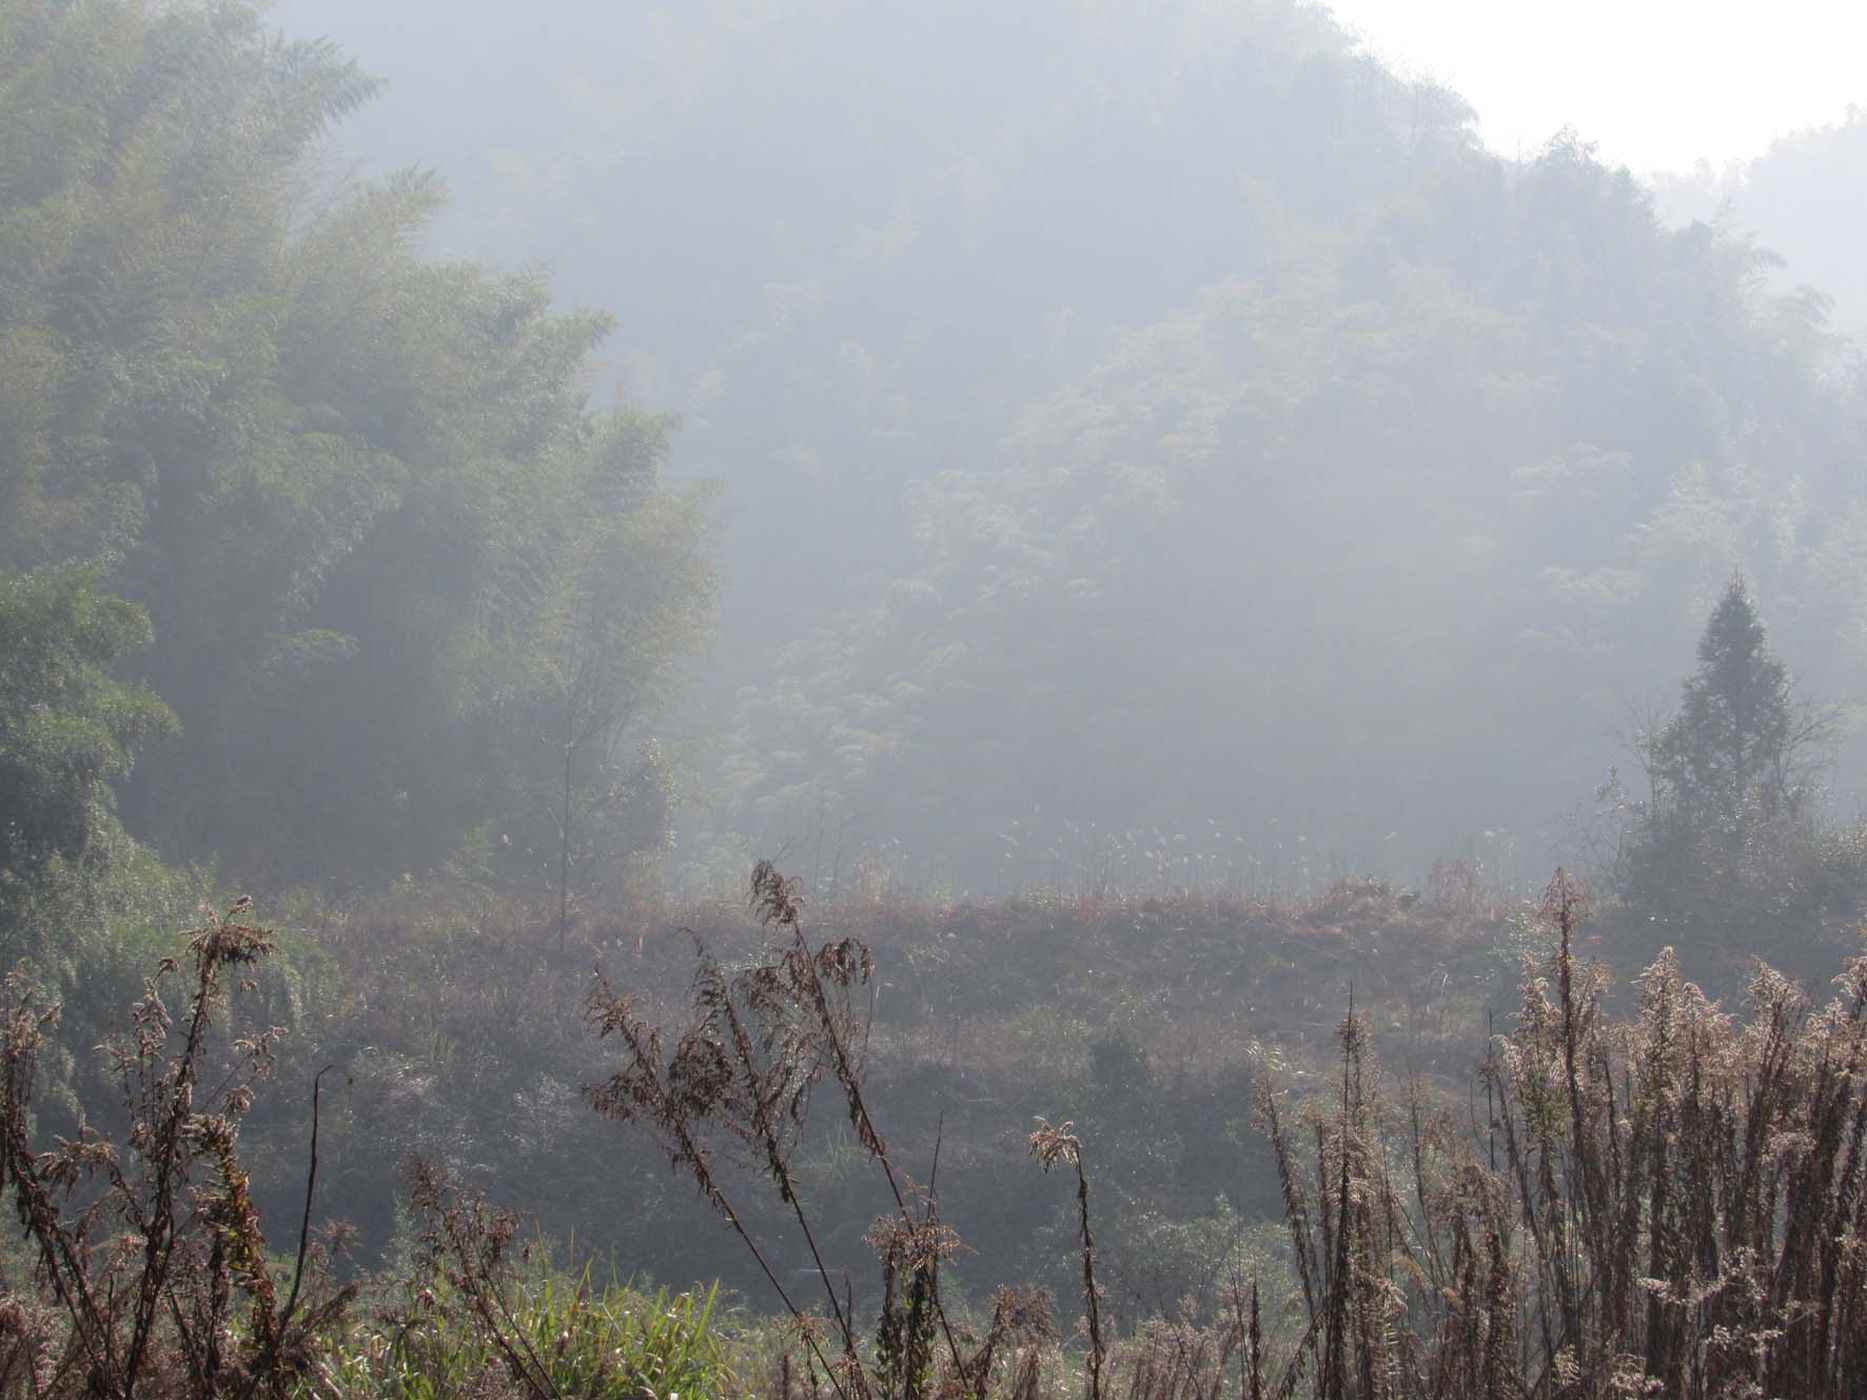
[1327,0,1867,172]
[13,7,1867,1381]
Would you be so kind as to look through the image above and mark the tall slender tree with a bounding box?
[1620,574,1837,959]
[1645,574,1820,834]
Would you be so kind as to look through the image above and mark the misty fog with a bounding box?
[248,0,1867,899]
[5,2,1867,1395]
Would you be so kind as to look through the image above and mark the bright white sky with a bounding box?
[1323,0,1866,174]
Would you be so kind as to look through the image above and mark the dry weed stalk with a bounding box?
[1030,1119,1106,1400]
[403,1160,566,1400]
[1480,870,1867,1396]
[1243,868,1867,1399]
[588,862,1026,1400]
[0,900,352,1398]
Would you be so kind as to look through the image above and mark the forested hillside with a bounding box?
[275,0,1867,891]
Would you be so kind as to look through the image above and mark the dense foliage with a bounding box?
[0,566,175,965]
[0,0,712,895]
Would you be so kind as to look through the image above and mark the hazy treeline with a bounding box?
[271,0,1867,893]
[1653,107,1867,341]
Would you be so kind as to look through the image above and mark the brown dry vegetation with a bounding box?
[603,867,1867,1399]
[6,866,1863,1396]
[251,867,1516,1304]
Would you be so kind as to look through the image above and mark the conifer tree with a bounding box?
[1620,574,1836,962]
[1646,574,1806,835]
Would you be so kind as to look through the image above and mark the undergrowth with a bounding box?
[6,868,1867,1397]
[588,866,1867,1399]
[307,1252,728,1400]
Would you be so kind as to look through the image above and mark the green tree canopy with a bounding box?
[0,566,175,955]
[1615,576,1848,967]
[0,0,713,891]
[1647,575,1812,833]
[0,568,173,872]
